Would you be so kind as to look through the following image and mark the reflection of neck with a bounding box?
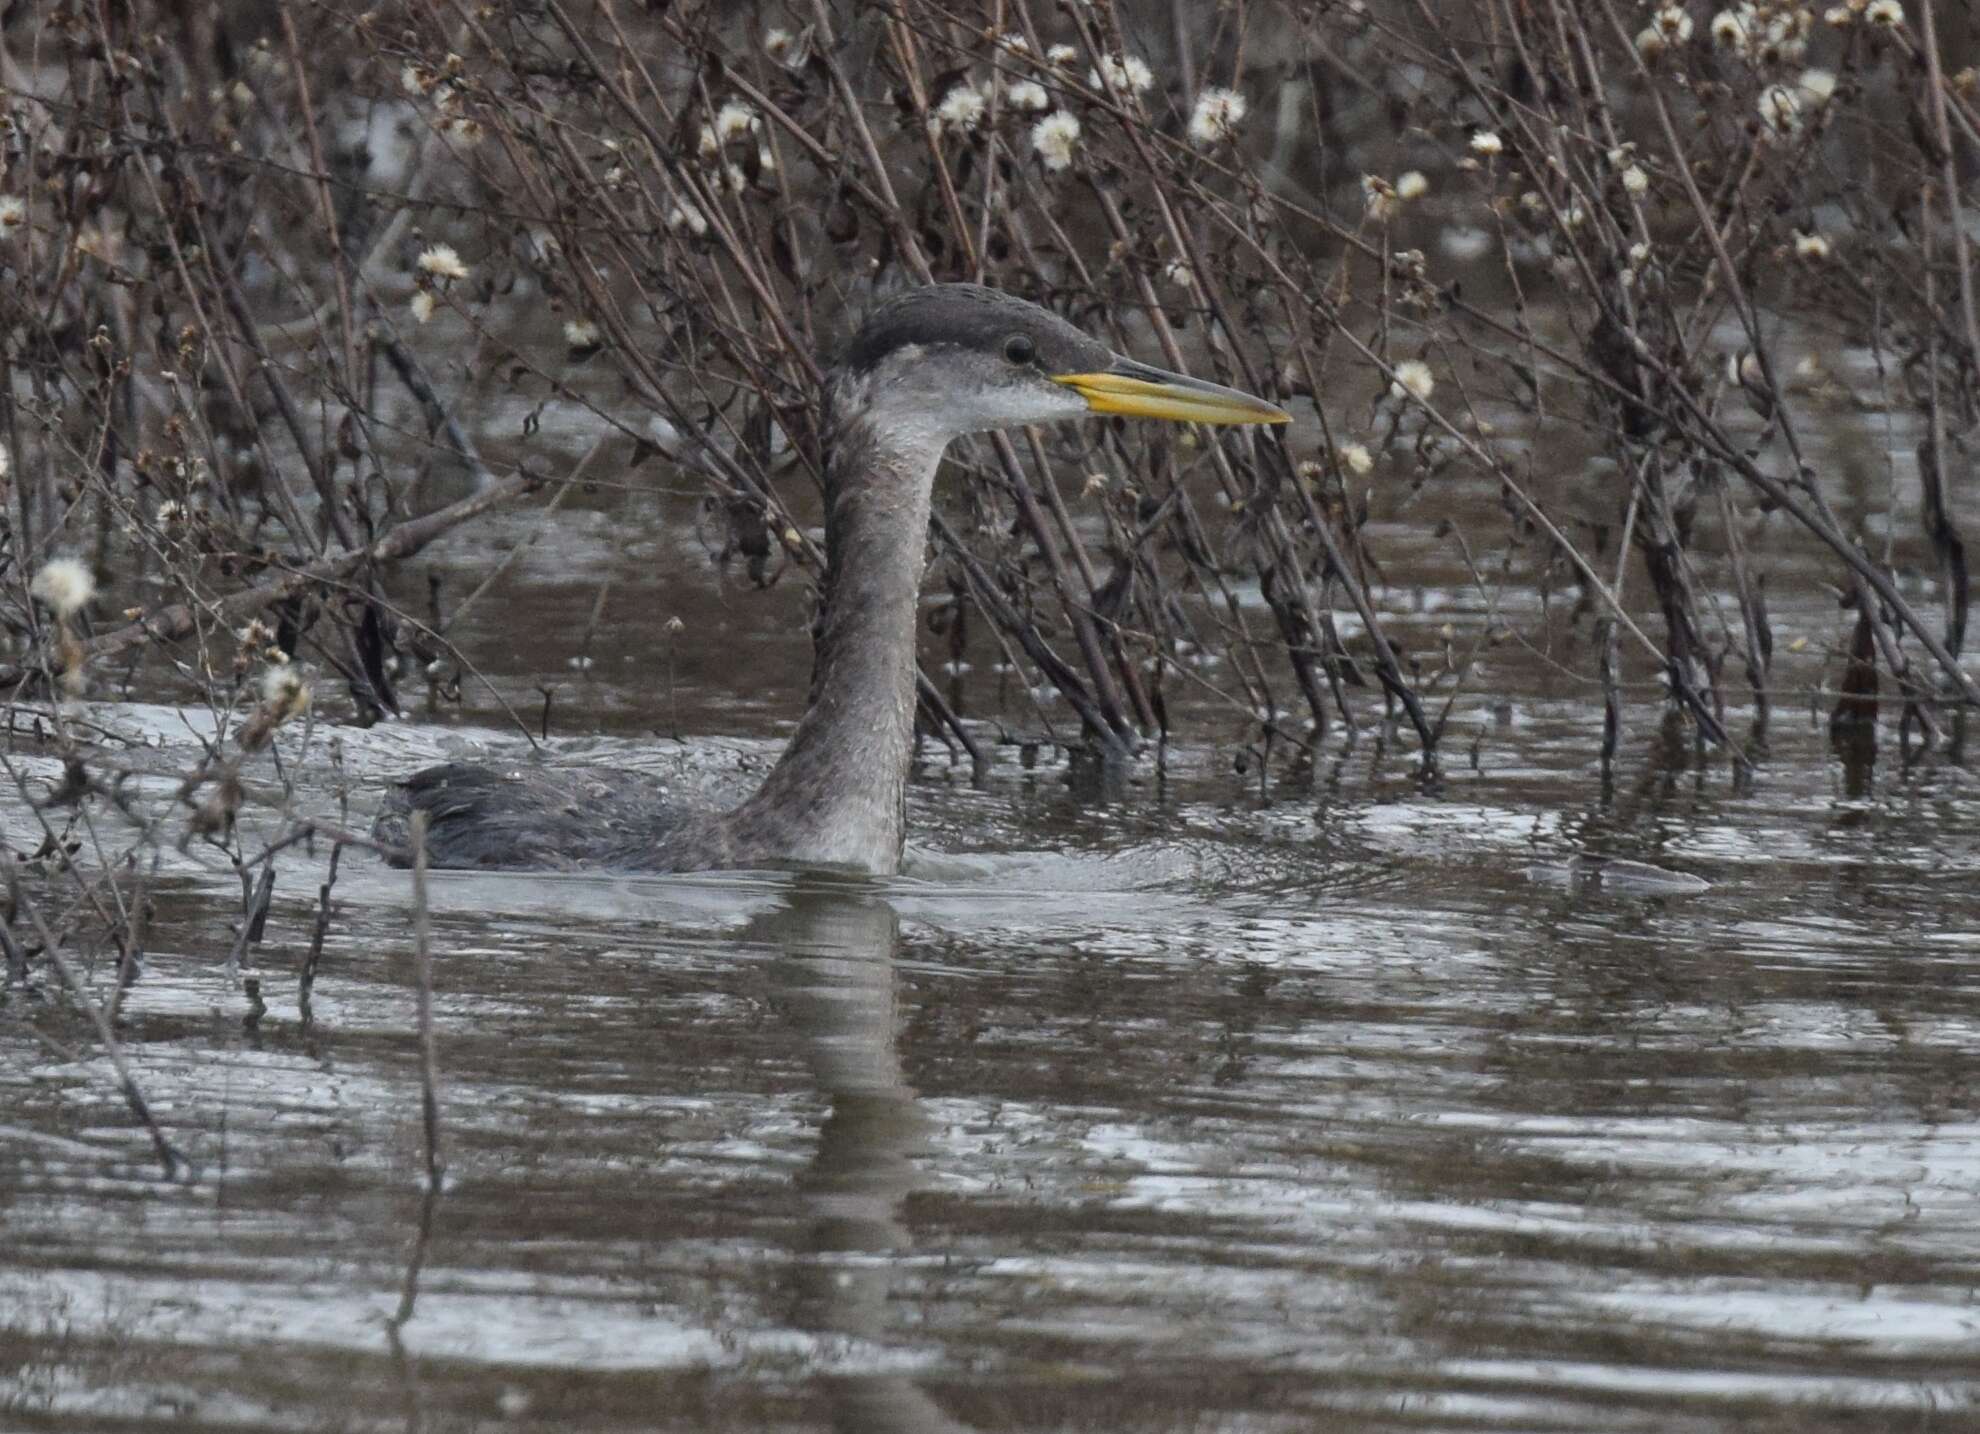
[769,886,971,1433]
[726,402,943,872]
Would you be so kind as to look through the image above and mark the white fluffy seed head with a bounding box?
[1395,170,1428,201]
[1031,111,1081,171]
[1390,359,1435,403]
[932,83,987,135]
[1005,79,1050,112]
[1339,442,1374,475]
[1865,0,1903,26]
[715,100,759,142]
[1470,130,1503,156]
[1711,9,1750,51]
[415,244,469,280]
[1187,86,1248,147]
[410,290,437,324]
[1799,68,1838,106]
[31,557,95,618]
[1758,84,1803,135]
[1087,54,1153,96]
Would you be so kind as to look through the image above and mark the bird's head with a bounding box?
[833,284,1290,448]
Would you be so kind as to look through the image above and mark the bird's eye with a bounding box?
[1003,334,1037,366]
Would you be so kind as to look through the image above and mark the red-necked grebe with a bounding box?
[377,284,1289,872]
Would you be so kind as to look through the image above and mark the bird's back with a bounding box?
[374,761,724,871]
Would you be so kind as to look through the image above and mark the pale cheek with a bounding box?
[868,365,1090,437]
[952,385,1090,432]
[1022,386,1097,427]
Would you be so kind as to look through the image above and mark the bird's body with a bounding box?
[376,284,1287,874]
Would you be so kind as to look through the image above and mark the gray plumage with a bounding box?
[375,283,1286,873]
[839,284,1110,378]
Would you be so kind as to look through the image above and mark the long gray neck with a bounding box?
[724,402,944,872]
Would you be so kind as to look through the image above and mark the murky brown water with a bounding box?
[5,681,1977,1431]
[6,333,1980,1429]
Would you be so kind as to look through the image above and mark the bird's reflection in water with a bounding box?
[753,875,975,1434]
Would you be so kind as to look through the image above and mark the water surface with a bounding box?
[4,688,1976,1432]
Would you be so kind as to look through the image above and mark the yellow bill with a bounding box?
[1052,358,1291,426]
